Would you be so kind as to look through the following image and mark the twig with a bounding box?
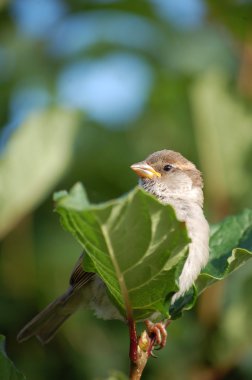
[128,319,138,364]
[129,330,149,380]
[128,320,172,380]
[129,346,148,380]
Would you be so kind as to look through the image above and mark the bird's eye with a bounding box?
[163,164,173,172]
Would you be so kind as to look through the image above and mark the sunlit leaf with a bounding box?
[0,108,79,238]
[191,71,252,201]
[55,183,252,321]
[55,183,190,321]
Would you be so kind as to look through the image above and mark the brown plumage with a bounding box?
[145,150,203,188]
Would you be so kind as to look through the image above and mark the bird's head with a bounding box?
[131,150,203,205]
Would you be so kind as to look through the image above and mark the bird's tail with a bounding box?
[17,288,83,344]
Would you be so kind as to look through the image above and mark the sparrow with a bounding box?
[17,150,209,345]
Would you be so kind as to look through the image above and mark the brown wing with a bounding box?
[69,252,95,291]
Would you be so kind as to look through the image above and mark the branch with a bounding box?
[129,348,148,380]
[128,319,172,380]
[129,329,149,380]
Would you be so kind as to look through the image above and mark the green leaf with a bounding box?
[55,183,190,321]
[0,335,26,380]
[53,182,90,210]
[197,209,252,293]
[0,108,79,238]
[171,209,252,317]
[190,71,252,201]
[55,183,252,321]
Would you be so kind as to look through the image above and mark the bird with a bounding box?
[130,150,209,303]
[17,149,209,346]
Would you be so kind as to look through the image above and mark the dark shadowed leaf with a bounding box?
[197,209,252,293]
[171,209,252,317]
[0,336,26,380]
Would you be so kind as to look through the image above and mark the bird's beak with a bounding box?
[130,161,161,179]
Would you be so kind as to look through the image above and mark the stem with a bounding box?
[128,321,149,379]
[128,319,172,379]
[129,349,148,380]
[165,319,172,328]
[128,319,138,363]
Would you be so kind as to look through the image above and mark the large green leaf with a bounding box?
[55,183,252,321]
[0,108,79,238]
[55,183,190,321]
[0,335,26,380]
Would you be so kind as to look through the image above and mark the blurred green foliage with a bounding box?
[0,109,79,238]
[1,0,252,379]
[0,335,26,380]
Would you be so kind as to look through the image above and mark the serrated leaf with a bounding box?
[54,182,89,210]
[171,209,252,317]
[0,335,26,380]
[55,183,252,321]
[0,108,79,238]
[55,183,190,321]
